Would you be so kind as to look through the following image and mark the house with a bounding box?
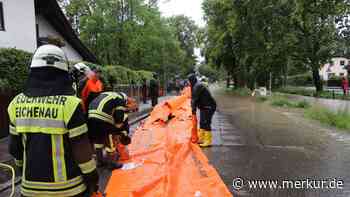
[319,57,349,81]
[0,0,97,62]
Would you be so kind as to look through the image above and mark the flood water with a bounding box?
[203,88,350,197]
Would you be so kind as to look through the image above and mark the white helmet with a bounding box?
[30,44,69,71]
[73,62,91,75]
[119,92,128,102]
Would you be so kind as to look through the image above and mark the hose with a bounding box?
[0,162,15,197]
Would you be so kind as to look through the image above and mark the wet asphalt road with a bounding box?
[203,88,350,197]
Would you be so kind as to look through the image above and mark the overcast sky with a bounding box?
[158,0,205,63]
[158,0,205,27]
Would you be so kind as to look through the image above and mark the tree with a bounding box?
[168,15,199,70]
[202,0,350,92]
[291,0,350,93]
[61,0,193,79]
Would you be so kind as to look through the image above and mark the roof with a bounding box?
[34,0,98,63]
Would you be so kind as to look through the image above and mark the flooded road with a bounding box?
[203,88,350,197]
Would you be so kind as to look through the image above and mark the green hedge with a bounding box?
[0,48,32,93]
[98,65,154,88]
[287,73,314,86]
[0,48,154,92]
[81,63,154,88]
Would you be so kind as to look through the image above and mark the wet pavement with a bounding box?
[203,87,350,197]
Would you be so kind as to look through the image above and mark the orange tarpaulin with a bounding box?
[105,87,232,197]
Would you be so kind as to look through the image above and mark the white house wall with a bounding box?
[0,0,37,52]
[36,14,83,62]
[320,57,349,81]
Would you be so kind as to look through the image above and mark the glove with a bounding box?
[83,169,99,195]
[191,115,198,143]
[119,131,131,145]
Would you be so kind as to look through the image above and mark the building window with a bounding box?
[0,2,5,31]
[340,73,345,77]
[340,60,346,66]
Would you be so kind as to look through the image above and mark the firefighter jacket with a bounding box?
[191,82,217,114]
[88,92,129,130]
[8,93,97,197]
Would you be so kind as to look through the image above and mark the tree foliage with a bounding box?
[202,0,350,92]
[60,0,198,79]
[0,48,32,92]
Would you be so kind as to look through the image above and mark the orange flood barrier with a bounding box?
[105,87,233,197]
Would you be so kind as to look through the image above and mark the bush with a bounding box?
[305,107,350,131]
[0,48,32,93]
[84,64,154,88]
[277,86,315,97]
[0,48,154,92]
[327,76,344,87]
[277,86,350,101]
[256,96,268,102]
[270,96,310,109]
[295,100,311,108]
[228,87,252,96]
[287,73,314,86]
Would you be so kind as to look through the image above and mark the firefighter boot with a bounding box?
[199,130,212,147]
[197,129,205,144]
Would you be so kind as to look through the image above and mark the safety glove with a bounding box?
[119,131,131,145]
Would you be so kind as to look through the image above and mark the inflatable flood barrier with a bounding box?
[105,87,233,197]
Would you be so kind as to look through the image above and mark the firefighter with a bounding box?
[149,73,159,107]
[7,44,99,197]
[188,73,217,147]
[71,62,91,97]
[88,91,131,169]
[81,67,104,112]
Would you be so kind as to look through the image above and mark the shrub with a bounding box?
[256,96,268,102]
[305,107,350,131]
[270,96,310,109]
[287,73,314,86]
[136,70,154,81]
[0,48,32,93]
[271,97,294,107]
[228,87,252,96]
[86,64,154,88]
[277,86,315,97]
[327,75,343,87]
[0,48,154,93]
[295,100,311,108]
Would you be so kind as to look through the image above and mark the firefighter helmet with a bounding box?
[30,44,69,71]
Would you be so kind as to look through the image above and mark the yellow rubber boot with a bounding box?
[199,131,212,147]
[197,129,205,144]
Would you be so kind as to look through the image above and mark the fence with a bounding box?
[111,84,165,102]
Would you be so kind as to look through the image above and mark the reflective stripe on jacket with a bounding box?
[8,93,93,197]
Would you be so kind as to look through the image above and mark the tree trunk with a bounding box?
[226,75,230,88]
[312,66,323,95]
